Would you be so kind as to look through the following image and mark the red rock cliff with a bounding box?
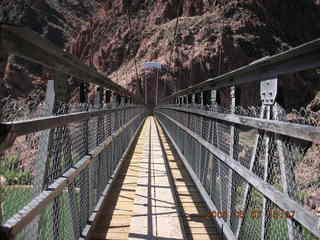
[1,0,320,109]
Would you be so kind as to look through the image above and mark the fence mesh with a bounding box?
[156,103,320,240]
[0,102,145,239]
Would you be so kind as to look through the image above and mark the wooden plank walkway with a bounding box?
[128,117,183,240]
[89,117,220,240]
[155,119,221,240]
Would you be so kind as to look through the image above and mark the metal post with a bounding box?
[200,92,204,105]
[227,86,239,227]
[26,71,73,240]
[192,93,196,107]
[121,96,125,106]
[111,91,117,108]
[156,69,159,105]
[98,87,104,107]
[273,104,304,240]
[145,78,147,105]
[260,78,277,240]
[210,89,217,111]
[79,79,89,239]
[80,82,88,103]
[105,89,111,104]
[209,89,217,201]
[27,79,55,240]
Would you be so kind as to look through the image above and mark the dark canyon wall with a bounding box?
[1,0,320,109]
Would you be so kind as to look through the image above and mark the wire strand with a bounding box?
[168,0,183,72]
[126,8,141,89]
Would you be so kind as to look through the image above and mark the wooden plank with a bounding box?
[129,118,183,240]
[156,115,237,240]
[159,106,320,143]
[157,111,320,238]
[84,116,146,239]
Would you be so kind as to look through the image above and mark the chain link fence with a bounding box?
[156,102,320,240]
[0,102,145,239]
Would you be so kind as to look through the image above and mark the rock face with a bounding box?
[68,0,320,107]
[1,0,320,108]
[0,0,100,119]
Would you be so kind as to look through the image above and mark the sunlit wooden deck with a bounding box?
[89,117,220,240]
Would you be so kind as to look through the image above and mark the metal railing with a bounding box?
[155,38,320,240]
[0,103,145,239]
[0,24,147,239]
[0,24,129,95]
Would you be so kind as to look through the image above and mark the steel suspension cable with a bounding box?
[126,8,141,89]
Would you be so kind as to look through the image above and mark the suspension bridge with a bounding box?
[0,24,320,240]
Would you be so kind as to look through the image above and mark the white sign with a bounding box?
[143,62,162,69]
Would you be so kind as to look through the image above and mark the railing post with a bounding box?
[207,89,217,201]
[98,87,104,107]
[259,79,274,240]
[51,71,72,240]
[79,81,89,238]
[227,86,240,227]
[121,96,125,106]
[111,91,117,108]
[80,82,88,103]
[26,79,55,240]
[210,89,217,112]
[88,85,104,220]
[236,79,272,238]
[120,96,126,126]
[111,91,118,133]
[211,89,223,213]
[192,93,196,107]
[28,71,73,240]
[267,79,304,240]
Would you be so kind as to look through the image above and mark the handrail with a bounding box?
[0,24,130,96]
[160,37,320,102]
[157,106,320,143]
[0,111,145,239]
[0,105,141,137]
[0,105,143,152]
[156,111,320,238]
